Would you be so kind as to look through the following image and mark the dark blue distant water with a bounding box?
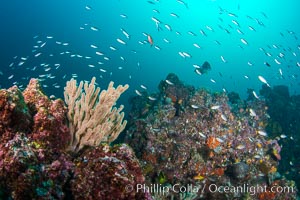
[1,0,300,109]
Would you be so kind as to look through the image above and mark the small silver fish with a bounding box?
[249,108,256,117]
[220,55,227,63]
[117,38,126,45]
[40,42,46,48]
[205,25,213,31]
[258,75,270,87]
[237,29,244,35]
[140,85,147,90]
[135,90,142,96]
[96,51,104,56]
[165,79,174,85]
[182,52,191,58]
[199,132,206,138]
[164,24,172,31]
[120,28,130,39]
[195,69,201,75]
[85,5,92,10]
[248,26,256,31]
[232,20,239,26]
[154,45,161,51]
[120,14,127,18]
[148,96,157,101]
[193,43,201,48]
[151,17,161,24]
[90,26,99,31]
[240,38,248,45]
[163,38,170,43]
[221,114,227,121]
[8,75,14,79]
[257,130,267,137]
[252,91,259,99]
[109,46,117,51]
[187,31,197,36]
[236,144,245,150]
[191,104,199,109]
[34,52,42,57]
[254,155,261,159]
[211,105,220,110]
[280,134,287,139]
[279,68,283,76]
[274,58,281,65]
[90,44,98,48]
[178,52,185,58]
[210,79,216,83]
[170,13,179,18]
[193,64,201,69]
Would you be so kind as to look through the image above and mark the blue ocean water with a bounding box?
[0,0,299,107]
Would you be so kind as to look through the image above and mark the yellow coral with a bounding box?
[64,77,129,152]
[269,166,277,173]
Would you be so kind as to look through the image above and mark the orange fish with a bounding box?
[147,35,153,46]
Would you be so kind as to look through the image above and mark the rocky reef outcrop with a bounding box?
[0,78,148,200]
[125,73,297,200]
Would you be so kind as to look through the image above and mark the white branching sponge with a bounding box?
[64,77,129,152]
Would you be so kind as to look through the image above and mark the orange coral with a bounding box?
[206,136,220,149]
[258,190,276,200]
[269,166,277,173]
[168,94,177,103]
[211,168,224,176]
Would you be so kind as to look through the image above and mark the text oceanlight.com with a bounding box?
[127,183,296,196]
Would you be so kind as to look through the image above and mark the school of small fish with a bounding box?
[1,0,299,103]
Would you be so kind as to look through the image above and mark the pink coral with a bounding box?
[71,144,150,200]
[0,78,147,199]
[22,78,70,151]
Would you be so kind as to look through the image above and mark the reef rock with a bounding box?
[0,79,148,200]
[0,85,32,142]
[126,73,298,200]
[71,144,151,200]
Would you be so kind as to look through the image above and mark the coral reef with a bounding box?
[158,73,195,113]
[0,78,148,199]
[24,78,71,152]
[0,79,73,199]
[64,77,129,153]
[126,73,298,199]
[259,84,300,191]
[0,85,32,142]
[71,144,150,199]
[1,74,299,199]
[129,73,195,123]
